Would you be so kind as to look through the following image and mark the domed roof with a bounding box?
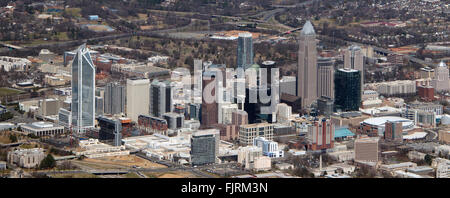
[250,63,260,69]
[438,61,447,68]
[300,20,315,35]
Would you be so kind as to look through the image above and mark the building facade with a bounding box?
[307,118,335,151]
[317,57,335,99]
[71,44,96,133]
[344,45,364,94]
[21,122,64,137]
[297,21,318,108]
[355,137,380,162]
[384,121,403,142]
[432,61,449,92]
[334,68,361,112]
[104,82,126,115]
[126,78,150,122]
[190,130,219,166]
[150,80,173,118]
[237,33,254,69]
[7,148,45,168]
[239,123,274,146]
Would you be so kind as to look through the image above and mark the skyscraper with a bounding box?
[237,32,254,69]
[334,68,361,112]
[317,57,334,99]
[150,80,173,117]
[71,44,95,133]
[344,45,364,93]
[432,61,450,92]
[104,82,126,115]
[201,72,218,127]
[297,21,318,108]
[126,78,150,122]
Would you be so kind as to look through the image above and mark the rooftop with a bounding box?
[300,20,315,35]
[334,128,355,138]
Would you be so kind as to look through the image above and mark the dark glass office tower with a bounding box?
[334,68,361,112]
[237,33,253,69]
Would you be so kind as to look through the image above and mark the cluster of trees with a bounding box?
[119,34,298,71]
[0,112,13,122]
[49,147,73,156]
[8,134,17,143]
[39,154,56,169]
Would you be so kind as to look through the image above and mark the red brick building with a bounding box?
[417,85,435,101]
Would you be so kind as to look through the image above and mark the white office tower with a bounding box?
[71,44,95,134]
[126,78,150,122]
[432,61,450,92]
[344,45,364,94]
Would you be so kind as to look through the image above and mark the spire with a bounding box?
[300,20,315,35]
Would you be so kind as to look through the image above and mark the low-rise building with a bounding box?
[432,158,450,178]
[239,123,274,146]
[7,148,45,168]
[252,156,271,171]
[439,130,450,144]
[253,137,284,158]
[0,161,6,170]
[21,122,64,137]
[75,139,129,158]
[275,163,294,170]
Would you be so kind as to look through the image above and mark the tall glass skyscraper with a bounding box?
[334,68,361,112]
[71,44,95,133]
[237,32,253,69]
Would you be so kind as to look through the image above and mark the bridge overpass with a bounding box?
[0,42,24,50]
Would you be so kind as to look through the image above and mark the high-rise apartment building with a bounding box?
[334,68,361,112]
[126,78,150,122]
[71,44,95,133]
[104,82,126,115]
[237,33,253,69]
[307,118,335,151]
[297,21,318,108]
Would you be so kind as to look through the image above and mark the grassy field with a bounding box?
[143,171,198,178]
[0,87,23,97]
[123,172,140,178]
[52,173,98,178]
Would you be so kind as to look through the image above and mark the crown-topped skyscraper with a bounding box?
[297,21,318,108]
[71,44,96,134]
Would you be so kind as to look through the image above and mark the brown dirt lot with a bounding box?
[144,171,198,178]
[83,155,167,169]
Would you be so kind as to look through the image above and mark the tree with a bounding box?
[9,134,17,143]
[424,154,433,165]
[39,154,56,169]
